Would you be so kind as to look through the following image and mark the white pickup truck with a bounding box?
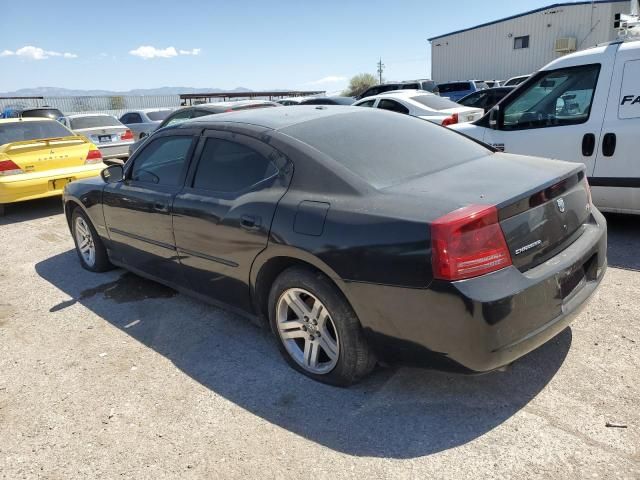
[453,26,640,215]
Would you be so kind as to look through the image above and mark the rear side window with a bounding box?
[70,116,122,129]
[131,136,193,185]
[281,111,489,189]
[377,99,409,114]
[438,82,472,93]
[619,59,640,119]
[0,120,72,145]
[192,138,277,193]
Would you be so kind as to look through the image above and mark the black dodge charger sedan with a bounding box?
[63,106,607,386]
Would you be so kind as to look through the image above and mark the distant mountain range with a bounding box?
[0,86,254,97]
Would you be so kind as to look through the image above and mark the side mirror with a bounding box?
[489,105,502,130]
[101,164,124,183]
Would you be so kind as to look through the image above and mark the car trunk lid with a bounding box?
[0,136,92,172]
[74,126,129,146]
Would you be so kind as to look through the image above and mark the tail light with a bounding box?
[431,204,512,281]
[0,159,24,176]
[441,113,459,127]
[120,129,134,141]
[583,176,592,206]
[85,149,103,164]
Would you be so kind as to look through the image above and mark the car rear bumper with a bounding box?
[0,164,106,204]
[98,142,133,159]
[346,208,607,372]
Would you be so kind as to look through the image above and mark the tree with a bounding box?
[342,73,378,97]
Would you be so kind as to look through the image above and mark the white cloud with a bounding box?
[0,45,78,60]
[306,75,348,85]
[129,45,201,59]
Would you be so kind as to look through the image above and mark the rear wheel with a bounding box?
[269,267,376,386]
[71,208,112,272]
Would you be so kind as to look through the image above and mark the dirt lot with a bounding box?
[1,197,639,479]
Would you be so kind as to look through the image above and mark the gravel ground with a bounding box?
[0,197,639,479]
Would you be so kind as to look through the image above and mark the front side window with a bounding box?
[501,64,600,131]
[377,99,409,114]
[130,136,193,185]
[514,35,530,49]
[192,138,277,193]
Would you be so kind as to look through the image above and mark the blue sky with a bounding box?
[1,0,580,92]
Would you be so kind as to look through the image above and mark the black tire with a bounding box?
[0,204,5,217]
[268,266,376,386]
[70,208,113,272]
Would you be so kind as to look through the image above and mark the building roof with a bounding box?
[428,0,628,41]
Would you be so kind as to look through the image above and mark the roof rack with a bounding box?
[616,0,640,40]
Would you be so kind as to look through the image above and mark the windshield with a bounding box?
[411,94,460,110]
[281,111,489,189]
[438,82,471,93]
[0,120,73,146]
[147,110,172,121]
[70,116,122,129]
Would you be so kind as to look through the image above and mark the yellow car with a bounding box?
[0,117,106,215]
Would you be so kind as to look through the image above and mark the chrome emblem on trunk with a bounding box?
[556,198,566,213]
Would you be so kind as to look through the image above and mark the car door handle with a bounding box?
[153,202,169,213]
[602,133,616,157]
[582,133,595,156]
[240,215,261,230]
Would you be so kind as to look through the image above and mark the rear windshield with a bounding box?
[281,111,489,189]
[411,94,460,110]
[21,108,63,119]
[147,110,172,121]
[0,120,73,146]
[438,82,472,93]
[70,116,122,129]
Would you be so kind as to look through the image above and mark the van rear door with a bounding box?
[591,42,640,214]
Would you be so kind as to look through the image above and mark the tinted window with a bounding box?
[21,108,64,119]
[410,94,460,110]
[458,91,487,108]
[401,83,419,89]
[193,138,277,193]
[502,64,600,131]
[131,136,193,185]
[122,113,142,124]
[70,115,122,129]
[0,120,73,145]
[147,110,172,121]
[438,82,472,93]
[377,99,409,114]
[282,111,489,189]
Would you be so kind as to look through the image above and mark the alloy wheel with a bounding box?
[74,216,96,268]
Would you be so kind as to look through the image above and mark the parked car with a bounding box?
[353,90,483,125]
[452,39,640,215]
[58,114,134,160]
[128,100,280,155]
[276,97,309,106]
[62,106,606,385]
[438,81,489,102]
[484,80,503,88]
[1,106,64,120]
[356,79,439,100]
[457,87,515,113]
[119,109,174,141]
[503,74,530,87]
[0,118,105,215]
[298,97,354,106]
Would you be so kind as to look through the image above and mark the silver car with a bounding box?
[119,109,174,141]
[58,113,135,160]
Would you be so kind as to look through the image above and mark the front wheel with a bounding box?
[269,267,376,386]
[71,208,112,272]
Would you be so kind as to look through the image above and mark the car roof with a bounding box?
[184,105,361,131]
[0,117,53,124]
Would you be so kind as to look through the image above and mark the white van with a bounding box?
[452,38,640,215]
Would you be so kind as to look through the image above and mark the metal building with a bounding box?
[429,0,629,83]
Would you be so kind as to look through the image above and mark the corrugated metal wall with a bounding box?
[430,1,628,82]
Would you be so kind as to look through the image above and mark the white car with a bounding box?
[452,31,640,214]
[352,90,484,126]
[58,113,134,160]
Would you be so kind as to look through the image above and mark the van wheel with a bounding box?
[268,267,376,386]
[71,208,112,272]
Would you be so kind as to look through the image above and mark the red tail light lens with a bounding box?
[441,113,459,127]
[431,204,512,281]
[0,159,24,176]
[85,149,103,164]
[120,129,134,141]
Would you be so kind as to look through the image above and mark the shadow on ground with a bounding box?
[36,250,572,458]
[0,197,63,226]
[605,213,640,272]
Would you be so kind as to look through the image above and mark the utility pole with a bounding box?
[377,58,385,84]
